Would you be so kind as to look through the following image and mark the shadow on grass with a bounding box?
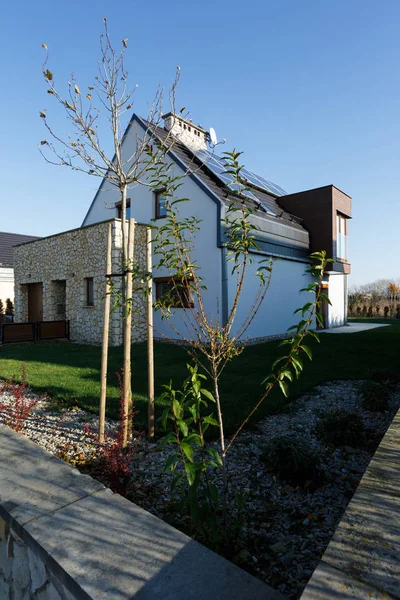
[1,320,400,433]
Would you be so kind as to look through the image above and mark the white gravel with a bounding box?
[0,378,398,599]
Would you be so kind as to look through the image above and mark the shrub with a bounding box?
[356,306,361,314]
[80,370,141,496]
[367,306,373,317]
[260,435,322,485]
[376,305,380,315]
[0,366,42,431]
[359,381,390,412]
[315,410,365,447]
[0,299,4,315]
[5,298,14,316]
[384,306,389,317]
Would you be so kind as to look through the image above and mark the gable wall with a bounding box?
[83,122,223,341]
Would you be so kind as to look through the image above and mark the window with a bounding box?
[336,213,348,260]
[155,190,167,219]
[85,277,94,306]
[116,198,131,220]
[154,277,193,308]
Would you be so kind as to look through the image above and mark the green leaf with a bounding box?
[160,407,170,430]
[200,389,215,403]
[185,463,197,486]
[184,433,202,447]
[278,380,289,397]
[163,453,179,472]
[172,399,182,420]
[181,441,194,462]
[281,369,293,382]
[203,414,219,427]
[207,447,223,466]
[300,344,312,360]
[177,419,188,437]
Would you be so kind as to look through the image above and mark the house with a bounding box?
[14,112,351,345]
[0,231,40,310]
[82,113,351,340]
[14,220,148,345]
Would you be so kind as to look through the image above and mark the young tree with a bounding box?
[39,19,182,444]
[0,299,4,315]
[150,148,330,500]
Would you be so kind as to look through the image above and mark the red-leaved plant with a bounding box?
[0,366,42,432]
[83,370,141,495]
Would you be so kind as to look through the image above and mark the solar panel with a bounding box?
[194,149,287,198]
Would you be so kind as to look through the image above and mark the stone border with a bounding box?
[0,424,283,600]
[301,409,400,599]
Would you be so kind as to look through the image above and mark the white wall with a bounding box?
[0,267,14,304]
[227,256,314,339]
[327,273,346,327]
[83,118,316,342]
[83,120,223,341]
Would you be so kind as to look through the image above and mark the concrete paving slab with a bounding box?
[0,425,104,527]
[301,560,397,599]
[321,322,391,334]
[25,488,284,600]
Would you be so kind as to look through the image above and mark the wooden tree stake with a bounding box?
[99,223,112,442]
[146,227,155,440]
[122,218,135,447]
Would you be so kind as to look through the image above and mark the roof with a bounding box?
[0,231,41,268]
[138,117,306,235]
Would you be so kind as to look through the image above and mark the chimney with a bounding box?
[162,113,208,151]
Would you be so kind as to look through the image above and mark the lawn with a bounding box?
[0,319,399,433]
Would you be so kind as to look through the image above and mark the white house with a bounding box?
[82,113,352,342]
[0,231,40,310]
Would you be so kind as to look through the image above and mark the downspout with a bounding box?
[221,245,228,327]
[219,206,228,327]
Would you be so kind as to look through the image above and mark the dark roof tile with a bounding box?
[0,231,41,268]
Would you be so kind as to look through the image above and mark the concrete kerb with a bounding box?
[301,409,400,599]
[0,424,284,600]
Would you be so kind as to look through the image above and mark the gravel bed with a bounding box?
[0,379,398,599]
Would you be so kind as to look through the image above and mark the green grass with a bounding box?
[1,320,399,433]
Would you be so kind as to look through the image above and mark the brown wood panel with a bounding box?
[38,321,68,340]
[277,186,334,258]
[28,283,43,321]
[2,323,35,343]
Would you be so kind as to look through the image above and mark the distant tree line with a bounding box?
[348,279,400,318]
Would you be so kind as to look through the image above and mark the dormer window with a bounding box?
[336,213,348,260]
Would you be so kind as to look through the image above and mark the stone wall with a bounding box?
[14,219,147,346]
[0,522,73,600]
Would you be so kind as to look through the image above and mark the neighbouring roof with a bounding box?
[0,231,41,268]
[138,116,306,234]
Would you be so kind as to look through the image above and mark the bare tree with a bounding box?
[39,18,181,444]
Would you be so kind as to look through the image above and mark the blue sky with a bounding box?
[1,0,399,285]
